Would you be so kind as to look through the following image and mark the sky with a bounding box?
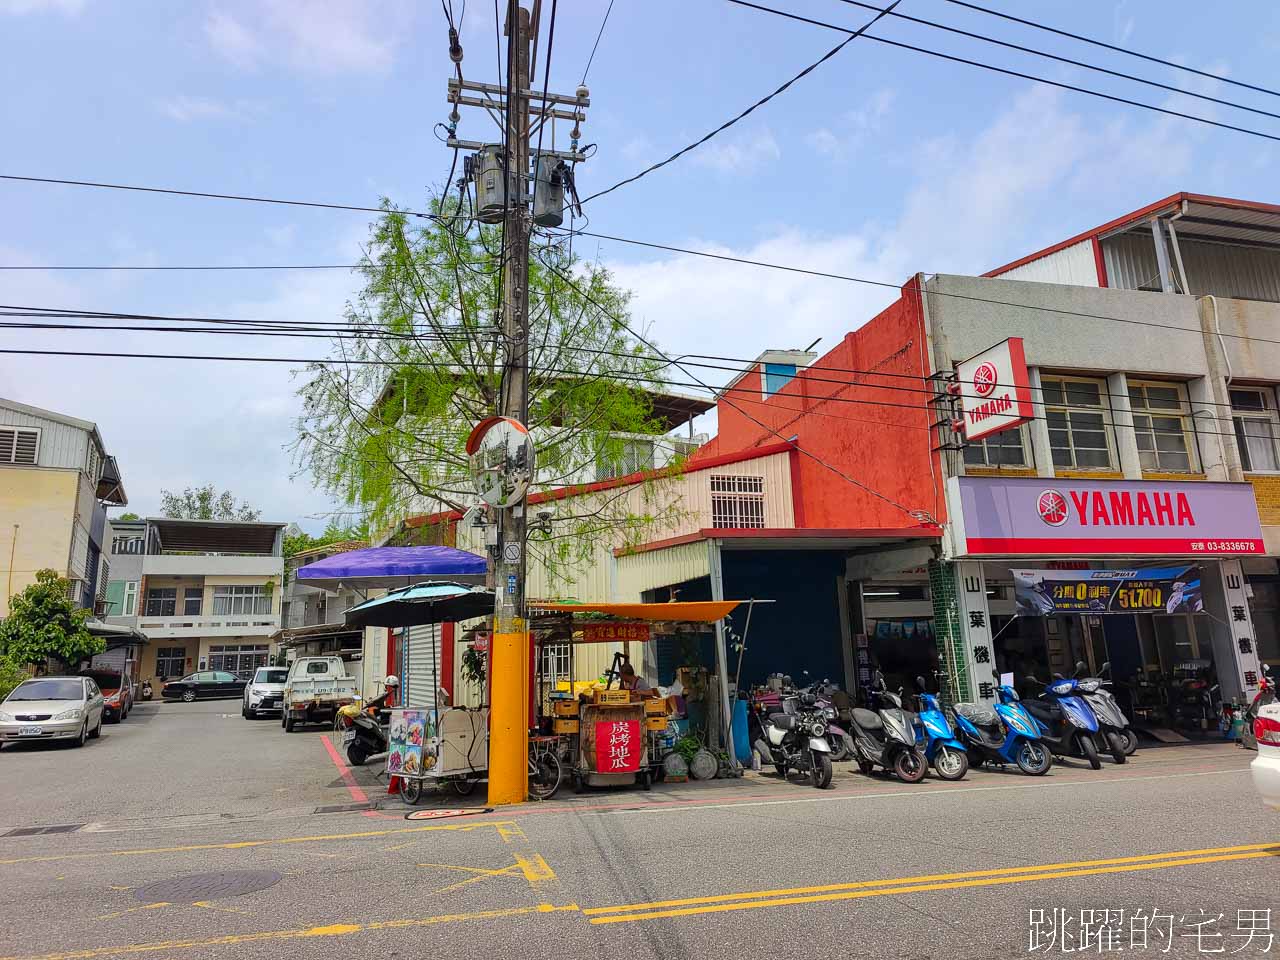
[1,0,1278,532]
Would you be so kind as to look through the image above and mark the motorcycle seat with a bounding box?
[953,703,999,728]
[769,713,798,730]
[851,707,882,731]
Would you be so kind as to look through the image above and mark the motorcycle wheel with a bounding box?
[1119,728,1139,756]
[893,749,927,784]
[828,736,851,763]
[932,746,968,781]
[1106,732,1127,765]
[402,778,424,805]
[857,759,874,776]
[346,743,369,767]
[774,763,789,780]
[810,753,833,789]
[1079,734,1101,770]
[1016,740,1052,776]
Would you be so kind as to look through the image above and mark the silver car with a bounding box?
[0,676,105,748]
[242,666,288,719]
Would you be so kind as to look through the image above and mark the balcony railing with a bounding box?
[135,614,280,636]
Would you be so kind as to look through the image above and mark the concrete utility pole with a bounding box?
[447,0,589,807]
[489,1,534,808]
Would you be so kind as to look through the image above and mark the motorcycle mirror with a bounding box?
[1074,660,1088,677]
[915,675,927,690]
[1052,672,1065,681]
[1100,661,1111,677]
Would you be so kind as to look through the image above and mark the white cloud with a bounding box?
[0,0,84,14]
[807,88,896,159]
[157,95,251,122]
[690,128,781,174]
[204,0,406,73]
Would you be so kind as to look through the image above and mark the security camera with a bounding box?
[535,506,555,522]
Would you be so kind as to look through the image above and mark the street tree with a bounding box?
[292,198,688,584]
[160,485,262,521]
[0,569,103,671]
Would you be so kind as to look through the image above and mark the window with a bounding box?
[306,660,331,675]
[155,647,186,677]
[183,588,203,616]
[1231,388,1280,473]
[111,536,144,555]
[963,427,1027,468]
[541,642,571,685]
[212,585,271,616]
[208,644,268,679]
[85,442,101,482]
[710,475,766,528]
[145,587,177,617]
[1042,377,1115,470]
[123,581,138,617]
[0,426,39,465]
[763,362,796,397]
[213,672,237,684]
[1129,381,1195,473]
[595,439,656,481]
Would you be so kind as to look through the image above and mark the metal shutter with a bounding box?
[404,623,442,710]
[0,428,39,464]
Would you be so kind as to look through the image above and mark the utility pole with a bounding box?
[448,0,589,807]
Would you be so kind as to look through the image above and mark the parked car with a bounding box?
[242,666,288,719]
[0,676,105,748]
[282,656,358,731]
[1252,702,1280,810]
[162,671,247,703]
[81,670,131,722]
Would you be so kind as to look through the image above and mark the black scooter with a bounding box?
[847,673,926,783]
[1072,661,1137,758]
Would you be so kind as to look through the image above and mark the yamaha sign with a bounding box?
[954,337,1035,441]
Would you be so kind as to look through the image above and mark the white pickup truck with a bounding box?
[282,656,358,732]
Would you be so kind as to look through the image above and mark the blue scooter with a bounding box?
[1023,674,1105,770]
[952,683,1053,776]
[912,675,968,780]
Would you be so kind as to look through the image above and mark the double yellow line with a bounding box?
[583,841,1280,924]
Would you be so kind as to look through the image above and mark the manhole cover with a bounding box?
[134,870,282,903]
[405,808,492,821]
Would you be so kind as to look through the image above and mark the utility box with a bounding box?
[474,144,515,224]
[531,156,565,227]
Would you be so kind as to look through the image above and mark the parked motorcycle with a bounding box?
[912,676,968,781]
[952,683,1052,776]
[805,682,855,762]
[1072,661,1135,759]
[140,679,153,702]
[1241,665,1279,751]
[335,675,398,766]
[847,673,926,783]
[1023,674,1106,770]
[753,690,834,789]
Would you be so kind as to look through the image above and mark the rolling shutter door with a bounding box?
[405,623,441,710]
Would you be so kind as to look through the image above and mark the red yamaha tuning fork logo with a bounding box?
[1037,489,1070,526]
[972,361,998,398]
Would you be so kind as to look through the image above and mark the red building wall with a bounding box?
[701,280,944,529]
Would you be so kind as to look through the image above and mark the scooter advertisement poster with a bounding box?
[1012,566,1202,616]
[386,709,436,778]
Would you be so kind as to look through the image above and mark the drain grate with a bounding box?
[134,870,282,903]
[3,824,83,837]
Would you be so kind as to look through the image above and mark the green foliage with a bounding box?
[283,520,368,560]
[117,512,141,521]
[461,646,487,687]
[673,732,703,764]
[160,484,261,521]
[292,193,689,584]
[0,657,29,700]
[0,570,104,670]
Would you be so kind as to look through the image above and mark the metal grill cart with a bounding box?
[344,582,496,805]
[529,600,749,792]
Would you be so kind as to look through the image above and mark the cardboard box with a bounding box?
[645,715,668,732]
[552,699,578,717]
[553,718,580,734]
[643,698,667,716]
[595,689,630,705]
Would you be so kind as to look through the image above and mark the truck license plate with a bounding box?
[342,730,356,744]
[18,726,42,736]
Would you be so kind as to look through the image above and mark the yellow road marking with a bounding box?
[589,850,1279,924]
[190,901,252,917]
[0,904,583,960]
[92,902,170,922]
[582,840,1280,916]
[0,820,514,866]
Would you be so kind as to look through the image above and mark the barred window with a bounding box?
[710,475,765,528]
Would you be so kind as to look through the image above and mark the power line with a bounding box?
[580,0,614,84]
[579,1,902,206]
[722,0,1280,145]
[941,0,1280,101]
[831,0,1280,124]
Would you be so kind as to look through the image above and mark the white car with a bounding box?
[242,666,289,719]
[1252,702,1280,810]
[0,676,105,748]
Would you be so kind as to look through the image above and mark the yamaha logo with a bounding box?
[972,361,998,398]
[1037,489,1070,526]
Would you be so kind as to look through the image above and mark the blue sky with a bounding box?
[2,0,1278,530]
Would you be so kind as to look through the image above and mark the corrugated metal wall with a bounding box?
[1179,237,1280,302]
[0,404,89,470]
[1102,232,1162,291]
[616,540,709,600]
[994,239,1100,287]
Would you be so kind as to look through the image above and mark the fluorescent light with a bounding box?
[863,590,900,598]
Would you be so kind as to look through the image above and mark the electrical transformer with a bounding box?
[531,156,565,228]
[473,144,515,224]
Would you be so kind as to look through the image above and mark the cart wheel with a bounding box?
[402,778,424,806]
[451,778,477,797]
[640,771,651,791]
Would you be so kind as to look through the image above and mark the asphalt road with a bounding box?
[0,699,1276,960]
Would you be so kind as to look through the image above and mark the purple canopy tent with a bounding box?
[294,545,487,592]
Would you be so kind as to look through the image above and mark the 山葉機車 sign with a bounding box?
[1012,566,1203,616]
[951,476,1265,556]
[954,338,1034,441]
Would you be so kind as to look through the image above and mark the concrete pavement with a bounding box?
[0,699,1275,959]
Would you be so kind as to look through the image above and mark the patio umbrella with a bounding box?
[296,545,487,592]
[344,582,496,628]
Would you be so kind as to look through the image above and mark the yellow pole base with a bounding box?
[487,624,529,806]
